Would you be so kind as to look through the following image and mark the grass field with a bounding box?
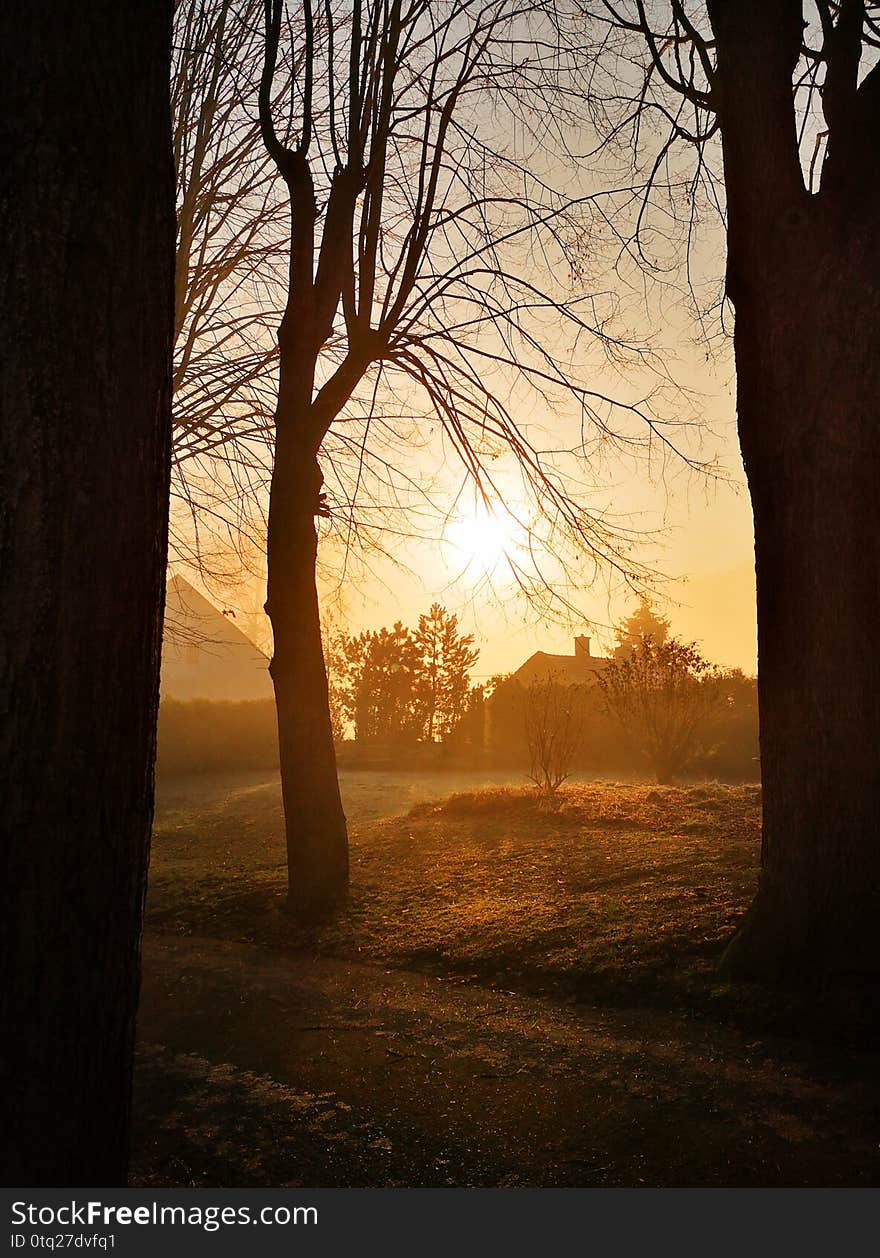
[148,770,765,1015]
[137,771,880,1187]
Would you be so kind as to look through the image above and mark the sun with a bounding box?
[444,504,521,577]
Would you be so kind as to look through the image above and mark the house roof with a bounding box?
[161,574,273,702]
[513,647,609,686]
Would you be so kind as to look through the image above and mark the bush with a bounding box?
[156,699,279,776]
[484,672,759,782]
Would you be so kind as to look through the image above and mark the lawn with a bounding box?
[137,772,880,1187]
[148,771,764,1014]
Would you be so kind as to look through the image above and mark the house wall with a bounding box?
[161,575,274,702]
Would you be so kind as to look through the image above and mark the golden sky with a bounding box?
[313,331,759,678]
[321,469,758,678]
[173,159,759,677]
[177,295,760,679]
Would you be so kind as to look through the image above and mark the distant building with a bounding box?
[480,634,609,761]
[161,574,274,702]
[513,634,609,686]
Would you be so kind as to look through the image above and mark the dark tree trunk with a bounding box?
[0,2,174,1185]
[722,239,880,980]
[708,0,880,980]
[265,378,349,915]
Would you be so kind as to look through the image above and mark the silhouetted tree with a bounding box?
[343,623,425,743]
[170,0,442,620]
[599,637,722,783]
[170,0,288,576]
[612,597,671,658]
[445,683,488,755]
[413,604,479,742]
[321,610,349,743]
[339,608,480,744]
[696,668,760,782]
[257,0,686,913]
[0,2,174,1184]
[524,675,583,795]
[589,0,880,978]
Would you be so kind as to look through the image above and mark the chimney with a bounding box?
[574,635,591,658]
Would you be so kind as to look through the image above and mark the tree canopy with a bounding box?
[600,635,723,783]
[612,598,672,658]
[336,605,479,744]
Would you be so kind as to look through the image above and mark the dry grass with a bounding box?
[140,776,880,1187]
[356,783,761,996]
[148,777,763,1013]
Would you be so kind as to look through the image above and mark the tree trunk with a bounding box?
[703,0,880,982]
[266,407,349,915]
[0,3,174,1184]
[722,232,880,981]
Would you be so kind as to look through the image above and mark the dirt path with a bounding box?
[134,931,878,1187]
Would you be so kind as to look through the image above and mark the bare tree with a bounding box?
[169,0,471,659]
[599,635,722,783]
[257,0,698,914]
[524,675,583,795]
[170,0,289,582]
[1,3,174,1183]
[171,0,446,597]
[586,0,880,979]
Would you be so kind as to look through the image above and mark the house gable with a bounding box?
[161,574,274,702]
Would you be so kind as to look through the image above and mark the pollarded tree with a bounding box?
[0,2,174,1183]
[599,636,723,784]
[413,604,480,742]
[588,0,880,979]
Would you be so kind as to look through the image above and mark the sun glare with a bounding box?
[444,506,521,578]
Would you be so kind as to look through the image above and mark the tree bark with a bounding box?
[0,2,174,1184]
[265,381,349,914]
[706,0,880,981]
[722,239,880,980]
